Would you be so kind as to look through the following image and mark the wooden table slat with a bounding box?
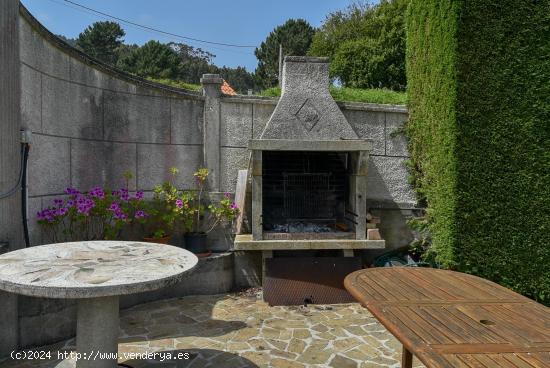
[479,354,520,368]
[414,270,486,301]
[418,306,488,344]
[441,305,508,344]
[376,269,426,300]
[390,306,453,344]
[502,354,540,368]
[497,303,550,330]
[455,354,490,368]
[358,272,401,300]
[392,269,450,301]
[367,303,427,350]
[456,305,545,344]
[398,269,459,301]
[405,306,461,344]
[510,354,545,368]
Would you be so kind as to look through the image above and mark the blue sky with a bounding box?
[21,0,354,71]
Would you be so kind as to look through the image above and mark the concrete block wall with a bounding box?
[219,97,416,256]
[218,98,414,206]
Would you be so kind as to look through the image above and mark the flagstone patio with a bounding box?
[1,293,425,368]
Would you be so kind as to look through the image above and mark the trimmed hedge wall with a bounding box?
[406,0,550,303]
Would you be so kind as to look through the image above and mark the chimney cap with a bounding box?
[284,56,329,64]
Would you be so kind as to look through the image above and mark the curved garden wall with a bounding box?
[1,3,416,351]
[19,8,205,246]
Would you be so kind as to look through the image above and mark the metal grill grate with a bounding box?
[262,151,348,230]
[283,173,335,220]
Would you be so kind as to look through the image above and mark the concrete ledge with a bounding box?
[221,95,279,105]
[248,139,372,152]
[337,101,407,113]
[233,234,385,250]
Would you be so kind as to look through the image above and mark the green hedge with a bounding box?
[406,0,550,303]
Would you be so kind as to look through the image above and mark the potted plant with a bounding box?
[176,168,239,254]
[140,168,181,244]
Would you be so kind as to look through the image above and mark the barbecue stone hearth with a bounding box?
[234,56,385,252]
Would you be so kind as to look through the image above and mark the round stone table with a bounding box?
[0,241,198,368]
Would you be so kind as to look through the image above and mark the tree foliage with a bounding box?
[57,34,77,48]
[255,19,315,89]
[76,21,125,65]
[117,40,180,79]
[218,66,256,94]
[68,21,257,93]
[170,43,218,84]
[309,0,407,90]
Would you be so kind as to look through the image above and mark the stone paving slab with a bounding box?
[0,293,425,368]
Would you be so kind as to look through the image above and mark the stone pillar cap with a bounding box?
[200,74,224,84]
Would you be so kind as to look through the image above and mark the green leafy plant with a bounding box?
[176,168,239,234]
[140,167,181,239]
[407,217,438,267]
[76,21,125,65]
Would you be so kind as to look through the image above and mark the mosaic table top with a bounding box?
[0,241,198,299]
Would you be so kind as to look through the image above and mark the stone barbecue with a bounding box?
[236,57,384,251]
[234,57,385,305]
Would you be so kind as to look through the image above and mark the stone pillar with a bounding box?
[251,150,262,240]
[200,74,223,192]
[349,151,369,240]
[0,0,21,356]
[77,296,119,368]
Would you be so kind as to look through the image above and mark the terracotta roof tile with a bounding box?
[221,80,237,95]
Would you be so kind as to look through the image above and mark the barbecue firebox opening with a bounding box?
[262,151,356,240]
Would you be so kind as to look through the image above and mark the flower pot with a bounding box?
[184,232,208,254]
[143,235,171,244]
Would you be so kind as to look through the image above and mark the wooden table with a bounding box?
[344,268,550,368]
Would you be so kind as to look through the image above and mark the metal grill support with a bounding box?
[283,173,333,220]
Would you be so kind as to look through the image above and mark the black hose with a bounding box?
[21,144,30,248]
[0,144,25,199]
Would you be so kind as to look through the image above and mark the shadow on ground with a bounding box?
[118,294,247,344]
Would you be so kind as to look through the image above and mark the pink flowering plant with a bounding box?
[37,177,147,242]
[175,168,239,234]
[36,168,239,243]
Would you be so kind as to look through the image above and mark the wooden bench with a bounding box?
[344,268,550,367]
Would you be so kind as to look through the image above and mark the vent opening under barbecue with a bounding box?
[262,151,354,240]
